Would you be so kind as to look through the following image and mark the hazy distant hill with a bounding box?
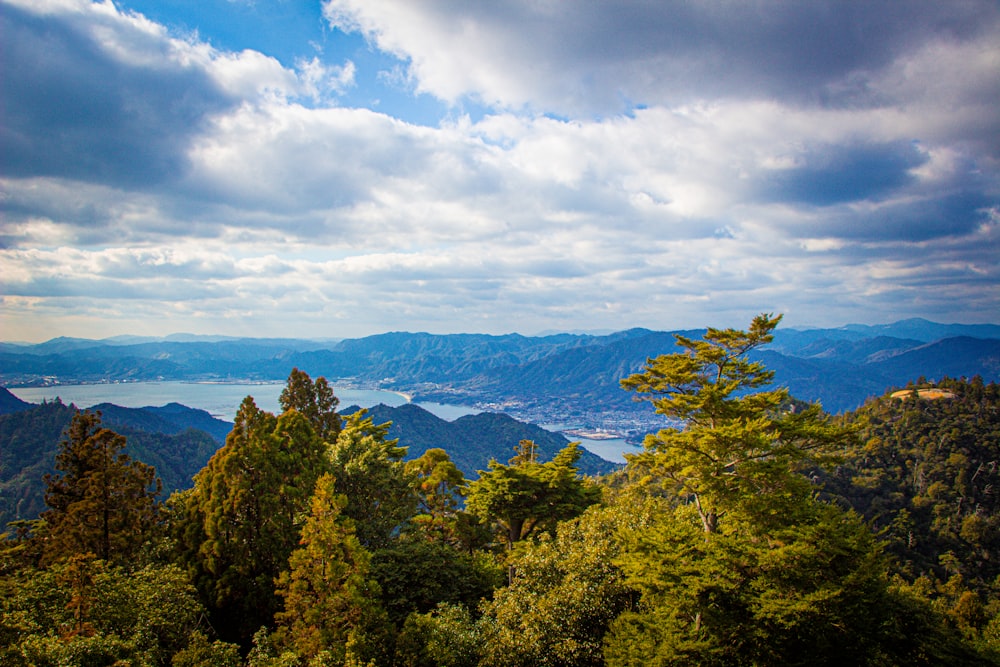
[2,320,998,420]
[838,318,1000,342]
[93,402,234,445]
[428,332,1000,416]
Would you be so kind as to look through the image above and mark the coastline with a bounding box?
[562,428,622,440]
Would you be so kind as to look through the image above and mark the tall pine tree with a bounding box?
[620,313,847,534]
[41,411,161,565]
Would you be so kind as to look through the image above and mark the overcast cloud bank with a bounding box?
[1,0,998,340]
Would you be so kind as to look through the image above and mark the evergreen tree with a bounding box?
[620,313,849,534]
[407,448,466,519]
[273,473,388,665]
[41,411,161,565]
[608,315,993,665]
[329,409,416,551]
[405,448,469,544]
[177,396,331,645]
[466,440,601,551]
[280,367,342,442]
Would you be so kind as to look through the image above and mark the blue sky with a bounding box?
[2,0,998,341]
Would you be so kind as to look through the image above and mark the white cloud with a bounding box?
[322,0,1000,115]
[0,0,997,341]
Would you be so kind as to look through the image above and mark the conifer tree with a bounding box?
[178,396,331,645]
[405,448,468,544]
[273,473,387,664]
[620,313,848,534]
[466,440,600,551]
[280,367,341,442]
[606,315,992,665]
[329,409,415,550]
[41,411,161,565]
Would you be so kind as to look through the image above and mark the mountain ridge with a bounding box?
[2,320,998,428]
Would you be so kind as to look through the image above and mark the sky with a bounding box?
[1,0,998,342]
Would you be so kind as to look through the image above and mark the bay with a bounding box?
[9,382,632,462]
[9,381,458,422]
[571,437,641,464]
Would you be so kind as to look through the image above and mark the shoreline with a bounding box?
[562,428,623,440]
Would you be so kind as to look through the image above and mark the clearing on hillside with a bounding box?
[889,388,956,400]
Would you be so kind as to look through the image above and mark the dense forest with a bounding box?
[1,315,998,665]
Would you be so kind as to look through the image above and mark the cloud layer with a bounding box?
[1,0,998,340]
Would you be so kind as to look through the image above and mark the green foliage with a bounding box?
[818,376,1000,650]
[273,473,386,664]
[606,501,915,666]
[621,313,851,534]
[329,409,416,551]
[406,448,466,518]
[176,396,331,645]
[281,367,342,442]
[404,448,473,545]
[171,630,241,667]
[478,499,653,667]
[109,425,218,502]
[0,399,76,528]
[395,603,483,667]
[41,411,162,565]
[370,537,502,626]
[0,556,207,666]
[0,400,223,531]
[466,440,601,550]
[831,377,1000,587]
[605,316,993,665]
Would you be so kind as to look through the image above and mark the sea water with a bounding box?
[11,381,418,421]
[9,382,634,461]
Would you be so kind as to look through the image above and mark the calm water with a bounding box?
[9,382,632,462]
[572,437,640,463]
[11,382,435,421]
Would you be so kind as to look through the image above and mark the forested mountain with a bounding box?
[92,401,234,445]
[825,376,1000,591]
[0,388,31,415]
[357,403,617,477]
[0,399,220,527]
[2,321,999,665]
[0,400,75,525]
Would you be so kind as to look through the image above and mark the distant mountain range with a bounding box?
[2,318,998,426]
